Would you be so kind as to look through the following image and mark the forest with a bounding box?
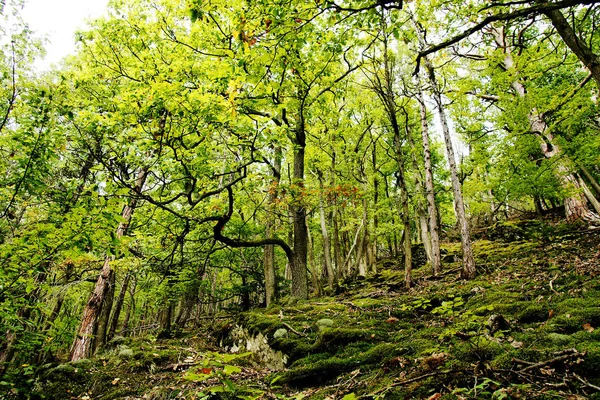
[2,0,600,398]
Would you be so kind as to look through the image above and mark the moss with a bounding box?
[517,304,548,323]
[270,337,314,361]
[240,312,281,337]
[453,338,503,364]
[546,333,573,345]
[573,346,600,383]
[277,357,361,387]
[358,343,407,364]
[548,308,600,334]
[314,328,371,350]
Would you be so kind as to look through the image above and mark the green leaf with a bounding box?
[223,364,241,376]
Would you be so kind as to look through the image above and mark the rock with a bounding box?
[273,328,288,339]
[229,325,288,370]
[316,318,334,330]
[511,340,524,349]
[487,314,510,334]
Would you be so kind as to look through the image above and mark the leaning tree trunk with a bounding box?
[423,60,476,279]
[492,25,599,224]
[412,16,475,278]
[404,108,434,268]
[416,83,442,275]
[70,168,148,361]
[578,175,600,215]
[580,165,600,197]
[539,3,600,91]
[107,271,131,340]
[121,274,136,336]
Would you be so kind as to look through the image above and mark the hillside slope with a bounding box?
[28,221,600,400]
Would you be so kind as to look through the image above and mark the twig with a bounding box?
[370,370,455,395]
[519,350,580,373]
[573,373,600,391]
[195,315,232,320]
[282,322,308,338]
[511,357,536,365]
[424,267,462,280]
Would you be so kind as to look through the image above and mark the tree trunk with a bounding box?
[416,84,442,275]
[291,123,308,299]
[424,60,476,279]
[158,302,173,338]
[94,269,115,353]
[534,196,545,217]
[371,142,379,274]
[342,219,364,277]
[332,153,343,281]
[394,159,413,288]
[121,274,136,336]
[317,171,335,288]
[540,4,600,91]
[578,175,600,215]
[264,146,282,306]
[404,107,433,268]
[580,165,600,197]
[108,271,131,340]
[372,33,413,287]
[70,167,148,361]
[306,216,323,296]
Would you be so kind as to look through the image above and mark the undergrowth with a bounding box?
[22,220,600,399]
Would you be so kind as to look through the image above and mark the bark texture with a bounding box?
[424,59,476,279]
[417,84,442,275]
[264,146,282,306]
[70,168,148,361]
[540,4,600,90]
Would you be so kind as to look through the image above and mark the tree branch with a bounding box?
[414,0,600,74]
[213,186,294,260]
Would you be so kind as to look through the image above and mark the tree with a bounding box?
[412,16,476,279]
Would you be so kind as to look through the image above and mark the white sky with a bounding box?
[21,0,110,70]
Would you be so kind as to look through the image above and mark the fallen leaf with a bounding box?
[111,378,120,385]
[583,323,595,332]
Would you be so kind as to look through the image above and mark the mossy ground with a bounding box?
[24,220,600,399]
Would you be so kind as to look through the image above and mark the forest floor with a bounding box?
[27,219,600,399]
